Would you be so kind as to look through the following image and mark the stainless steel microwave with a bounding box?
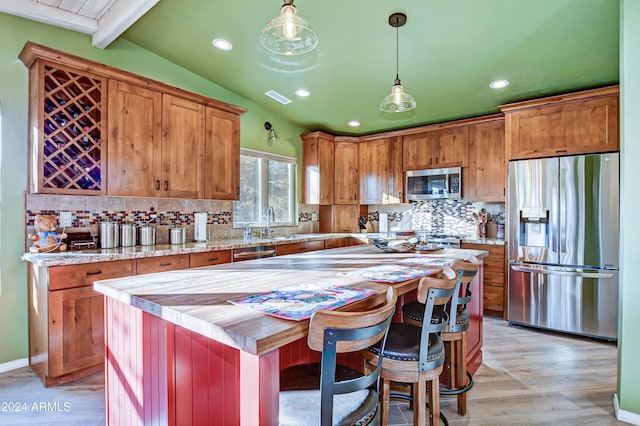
[406,167,462,201]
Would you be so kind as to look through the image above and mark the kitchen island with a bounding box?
[94,245,487,425]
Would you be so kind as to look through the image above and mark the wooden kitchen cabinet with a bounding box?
[161,94,205,198]
[302,132,335,205]
[403,126,469,171]
[276,240,325,256]
[21,57,107,195]
[500,86,619,160]
[359,137,403,204]
[108,86,205,198]
[319,204,360,233]
[28,259,135,386]
[462,242,506,319]
[21,42,245,200]
[107,80,163,197]
[325,237,366,249]
[189,250,232,268]
[204,107,240,200]
[467,119,506,202]
[136,254,190,275]
[334,138,360,204]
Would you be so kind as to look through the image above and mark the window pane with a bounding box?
[268,160,294,223]
[233,156,261,223]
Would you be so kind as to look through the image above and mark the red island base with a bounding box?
[103,289,482,425]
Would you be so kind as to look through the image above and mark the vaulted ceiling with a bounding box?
[1,0,620,135]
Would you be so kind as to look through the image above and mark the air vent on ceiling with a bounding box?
[264,90,292,105]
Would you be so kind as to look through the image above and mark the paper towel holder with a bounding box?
[194,211,208,242]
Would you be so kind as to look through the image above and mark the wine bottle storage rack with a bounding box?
[40,65,104,192]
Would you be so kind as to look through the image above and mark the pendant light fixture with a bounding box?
[379,13,416,113]
[260,0,318,56]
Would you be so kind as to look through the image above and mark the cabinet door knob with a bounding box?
[164,180,169,191]
[156,180,161,190]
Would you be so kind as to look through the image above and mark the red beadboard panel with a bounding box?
[240,350,279,425]
[105,298,172,426]
[171,324,241,425]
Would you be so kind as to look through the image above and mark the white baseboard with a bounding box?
[0,358,28,374]
[615,393,640,425]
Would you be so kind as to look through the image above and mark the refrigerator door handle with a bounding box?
[511,265,615,279]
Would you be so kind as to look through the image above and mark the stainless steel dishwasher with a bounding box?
[232,245,277,262]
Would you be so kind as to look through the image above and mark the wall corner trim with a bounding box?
[614,393,640,425]
[0,358,29,374]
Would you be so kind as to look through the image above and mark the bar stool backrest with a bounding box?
[446,258,480,334]
[307,287,397,426]
[416,267,459,372]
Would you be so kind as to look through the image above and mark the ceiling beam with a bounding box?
[0,0,96,34]
[92,0,160,49]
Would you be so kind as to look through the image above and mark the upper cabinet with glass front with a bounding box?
[19,42,246,198]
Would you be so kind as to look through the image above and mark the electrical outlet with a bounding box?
[59,211,73,228]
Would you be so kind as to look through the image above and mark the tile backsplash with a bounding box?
[24,193,319,248]
[367,200,505,237]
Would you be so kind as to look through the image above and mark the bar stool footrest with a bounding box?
[440,370,474,395]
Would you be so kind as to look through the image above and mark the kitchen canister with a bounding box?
[99,221,120,249]
[139,225,156,246]
[170,227,186,245]
[120,223,137,247]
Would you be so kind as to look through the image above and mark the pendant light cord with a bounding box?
[395,16,399,81]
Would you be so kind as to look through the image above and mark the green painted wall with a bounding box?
[618,0,640,416]
[0,12,308,364]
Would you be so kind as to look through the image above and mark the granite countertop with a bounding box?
[22,231,501,267]
[21,233,370,267]
[461,237,506,245]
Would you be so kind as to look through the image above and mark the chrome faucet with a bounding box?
[266,207,274,237]
[259,207,275,238]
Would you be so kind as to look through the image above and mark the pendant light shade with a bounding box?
[260,0,318,56]
[380,13,416,112]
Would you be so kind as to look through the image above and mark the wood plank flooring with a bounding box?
[0,318,622,425]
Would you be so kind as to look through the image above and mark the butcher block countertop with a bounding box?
[93,245,488,356]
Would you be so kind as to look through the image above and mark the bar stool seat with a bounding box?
[279,288,397,426]
[363,268,459,426]
[401,257,479,416]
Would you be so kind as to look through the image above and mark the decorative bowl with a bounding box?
[372,237,418,253]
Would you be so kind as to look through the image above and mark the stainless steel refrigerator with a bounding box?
[507,153,619,340]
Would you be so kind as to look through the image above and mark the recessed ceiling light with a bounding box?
[212,38,233,51]
[347,120,361,127]
[295,89,311,97]
[489,79,510,89]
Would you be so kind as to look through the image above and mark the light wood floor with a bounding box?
[0,318,622,425]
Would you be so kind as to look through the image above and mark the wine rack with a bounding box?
[38,63,106,194]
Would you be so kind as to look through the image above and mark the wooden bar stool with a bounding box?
[279,288,397,426]
[362,268,458,426]
[402,257,479,416]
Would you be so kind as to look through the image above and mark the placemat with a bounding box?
[341,264,441,283]
[397,257,464,268]
[228,281,376,321]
